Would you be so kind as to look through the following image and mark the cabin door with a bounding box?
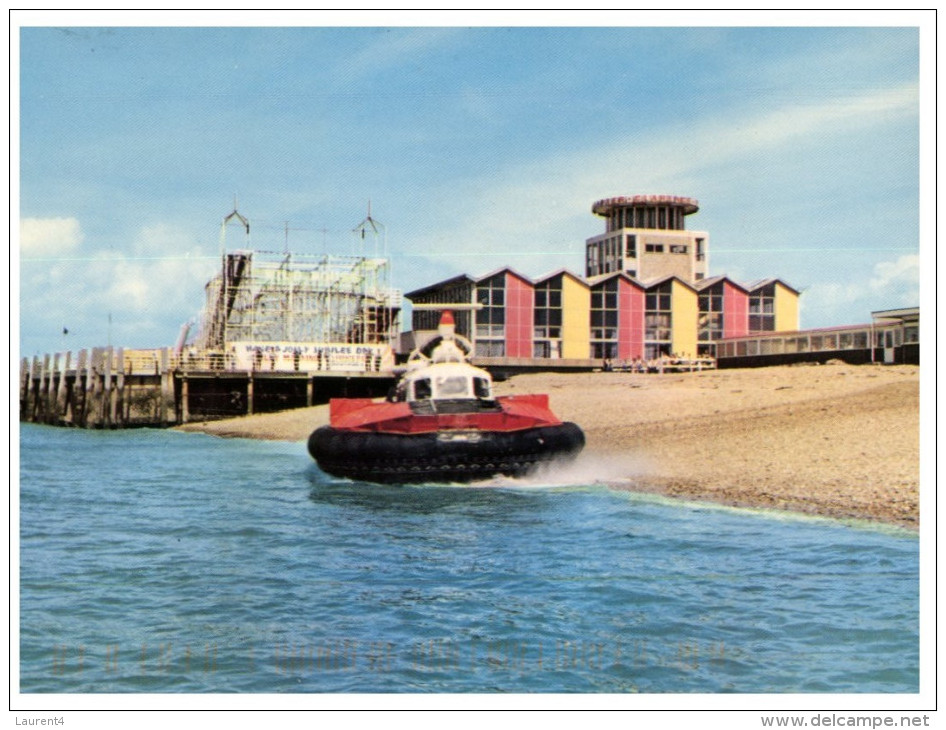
[883,330,896,364]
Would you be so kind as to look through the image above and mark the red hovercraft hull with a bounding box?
[307,394,585,484]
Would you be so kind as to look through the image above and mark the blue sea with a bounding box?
[18,424,919,694]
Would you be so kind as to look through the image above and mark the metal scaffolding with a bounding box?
[195,209,401,351]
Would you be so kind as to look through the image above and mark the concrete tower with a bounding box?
[585,195,708,284]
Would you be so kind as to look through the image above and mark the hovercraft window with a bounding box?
[474,377,491,399]
[413,379,432,400]
[435,375,471,398]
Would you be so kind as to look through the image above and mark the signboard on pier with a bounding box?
[228,342,395,374]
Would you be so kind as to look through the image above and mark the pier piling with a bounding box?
[19,345,395,430]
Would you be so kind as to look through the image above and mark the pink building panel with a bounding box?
[504,272,534,358]
[723,281,749,338]
[618,278,645,360]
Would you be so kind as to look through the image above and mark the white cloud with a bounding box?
[869,253,919,291]
[94,225,217,316]
[20,222,219,352]
[20,217,83,257]
[802,254,919,326]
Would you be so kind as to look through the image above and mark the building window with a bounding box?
[748,284,776,332]
[475,274,505,356]
[475,340,506,357]
[698,285,724,343]
[533,277,563,358]
[645,281,672,359]
[594,236,623,275]
[645,243,665,253]
[669,244,688,254]
[626,234,637,258]
[586,245,598,277]
[785,336,809,353]
[590,279,619,359]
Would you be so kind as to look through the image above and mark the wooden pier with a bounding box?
[19,347,396,429]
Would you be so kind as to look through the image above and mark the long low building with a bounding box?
[715,307,919,368]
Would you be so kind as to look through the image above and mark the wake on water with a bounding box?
[403,452,652,491]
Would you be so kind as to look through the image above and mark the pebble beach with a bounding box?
[177,363,921,529]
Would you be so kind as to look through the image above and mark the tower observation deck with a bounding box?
[585,194,708,283]
[592,194,700,232]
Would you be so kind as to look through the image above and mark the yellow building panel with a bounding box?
[561,275,590,359]
[775,282,800,332]
[670,280,698,358]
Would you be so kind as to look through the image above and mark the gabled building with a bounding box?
[532,269,590,360]
[586,272,645,360]
[643,275,699,360]
[696,276,750,355]
[746,278,800,333]
[473,268,534,358]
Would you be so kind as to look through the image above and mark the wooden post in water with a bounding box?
[25,358,35,422]
[47,354,58,423]
[39,353,52,423]
[55,352,70,424]
[75,350,89,427]
[38,355,51,423]
[160,348,172,425]
[114,348,125,427]
[102,346,113,428]
[32,356,43,422]
[47,354,60,423]
[36,356,45,423]
[20,358,29,420]
[180,376,190,424]
[86,347,101,428]
[83,349,93,427]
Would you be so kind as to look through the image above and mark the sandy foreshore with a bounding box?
[177,363,921,529]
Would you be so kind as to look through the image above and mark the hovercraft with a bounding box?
[307,311,585,483]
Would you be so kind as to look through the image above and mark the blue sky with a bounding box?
[16,14,929,357]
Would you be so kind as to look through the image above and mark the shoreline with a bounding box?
[177,363,920,530]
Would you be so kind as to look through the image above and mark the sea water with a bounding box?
[18,424,918,693]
